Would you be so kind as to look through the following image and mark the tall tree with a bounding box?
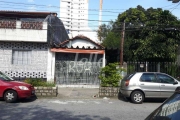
[100,5,180,62]
[97,21,114,42]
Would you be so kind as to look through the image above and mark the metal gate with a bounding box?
[55,53,103,85]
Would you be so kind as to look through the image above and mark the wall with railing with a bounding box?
[0,20,47,42]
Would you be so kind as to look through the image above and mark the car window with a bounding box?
[140,73,157,82]
[157,74,175,84]
[149,93,180,120]
[0,71,13,81]
[121,73,135,81]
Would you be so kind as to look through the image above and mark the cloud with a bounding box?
[28,6,36,11]
[27,0,34,3]
[48,4,52,7]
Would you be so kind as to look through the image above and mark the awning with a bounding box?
[51,48,104,54]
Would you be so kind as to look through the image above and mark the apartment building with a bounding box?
[60,0,97,41]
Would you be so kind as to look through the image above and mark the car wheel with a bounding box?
[131,91,144,104]
[4,90,18,103]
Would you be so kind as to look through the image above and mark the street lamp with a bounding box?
[168,0,180,3]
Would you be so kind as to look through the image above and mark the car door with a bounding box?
[156,73,179,98]
[139,73,161,97]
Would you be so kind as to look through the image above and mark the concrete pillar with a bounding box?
[102,52,106,67]
[46,48,55,82]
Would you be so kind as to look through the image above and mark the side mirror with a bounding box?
[173,81,178,85]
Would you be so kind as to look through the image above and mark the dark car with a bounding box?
[145,87,180,120]
[0,71,35,103]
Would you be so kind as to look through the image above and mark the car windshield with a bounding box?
[146,93,180,120]
[0,71,14,81]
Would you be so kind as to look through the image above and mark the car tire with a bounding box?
[131,91,144,104]
[4,90,18,103]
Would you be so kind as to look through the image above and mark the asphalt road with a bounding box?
[0,97,163,120]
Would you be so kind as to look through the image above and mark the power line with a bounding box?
[2,0,179,14]
[0,1,125,13]
[170,2,180,12]
[0,1,180,24]
[0,6,120,17]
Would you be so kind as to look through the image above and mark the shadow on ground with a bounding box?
[117,92,166,103]
[0,98,111,120]
[0,96,37,103]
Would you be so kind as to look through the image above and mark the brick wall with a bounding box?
[34,86,58,97]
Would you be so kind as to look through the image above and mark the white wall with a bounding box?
[47,48,55,82]
[0,21,47,42]
[0,42,48,79]
[66,39,98,49]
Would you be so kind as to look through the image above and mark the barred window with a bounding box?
[12,50,32,65]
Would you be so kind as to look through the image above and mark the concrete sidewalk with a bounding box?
[57,87,99,99]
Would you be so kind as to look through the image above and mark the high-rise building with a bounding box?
[60,0,97,41]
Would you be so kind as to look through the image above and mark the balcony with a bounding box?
[0,20,47,42]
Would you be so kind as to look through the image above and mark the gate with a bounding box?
[55,53,103,85]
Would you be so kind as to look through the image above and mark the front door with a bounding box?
[139,73,161,97]
[156,73,179,98]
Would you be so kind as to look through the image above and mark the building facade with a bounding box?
[0,11,105,87]
[51,35,105,87]
[0,11,68,82]
[60,0,97,41]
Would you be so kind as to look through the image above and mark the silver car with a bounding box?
[120,72,180,104]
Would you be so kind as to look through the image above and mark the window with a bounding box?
[12,50,31,65]
[149,93,180,120]
[157,74,175,84]
[140,73,157,82]
[0,71,13,81]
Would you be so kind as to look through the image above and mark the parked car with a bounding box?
[145,87,180,120]
[0,71,35,103]
[120,72,180,104]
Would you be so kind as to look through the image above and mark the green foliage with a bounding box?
[127,64,135,74]
[99,63,125,87]
[165,63,179,78]
[102,32,120,48]
[99,5,180,62]
[24,78,55,87]
[97,21,114,42]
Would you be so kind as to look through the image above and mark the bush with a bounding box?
[99,62,125,87]
[24,78,55,87]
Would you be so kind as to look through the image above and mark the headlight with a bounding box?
[18,86,29,90]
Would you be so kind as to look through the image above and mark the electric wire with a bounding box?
[0,0,180,32]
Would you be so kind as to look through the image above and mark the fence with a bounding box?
[127,61,180,78]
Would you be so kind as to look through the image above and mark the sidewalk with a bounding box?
[57,87,99,99]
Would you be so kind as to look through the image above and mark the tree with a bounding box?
[99,62,124,87]
[102,32,120,48]
[97,21,114,42]
[100,5,180,62]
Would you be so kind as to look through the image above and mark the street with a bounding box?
[0,97,163,120]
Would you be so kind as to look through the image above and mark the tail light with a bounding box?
[125,80,130,86]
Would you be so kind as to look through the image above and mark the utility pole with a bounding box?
[120,20,125,66]
[98,0,103,42]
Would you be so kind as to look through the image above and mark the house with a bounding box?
[0,11,106,87]
[51,35,105,87]
[0,11,68,82]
